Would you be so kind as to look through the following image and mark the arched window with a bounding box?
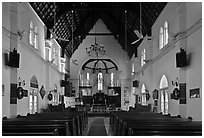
[87,73,90,85]
[111,73,114,87]
[164,21,168,46]
[141,84,147,106]
[132,63,135,75]
[29,75,39,114]
[159,27,164,49]
[159,75,168,89]
[159,75,169,115]
[29,21,34,46]
[141,48,146,66]
[52,48,58,65]
[34,26,38,49]
[52,84,58,105]
[98,73,103,90]
[159,21,169,50]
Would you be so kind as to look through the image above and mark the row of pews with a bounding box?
[2,110,88,136]
[110,111,202,136]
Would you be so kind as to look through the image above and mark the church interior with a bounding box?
[2,2,202,136]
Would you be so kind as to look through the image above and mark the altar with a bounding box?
[92,92,107,112]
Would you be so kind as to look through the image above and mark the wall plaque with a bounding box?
[190,88,200,98]
[39,85,46,99]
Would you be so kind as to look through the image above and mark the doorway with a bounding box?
[160,88,168,115]
[159,75,169,115]
[29,75,39,114]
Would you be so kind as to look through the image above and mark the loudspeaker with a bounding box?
[60,80,69,87]
[9,49,20,68]
[176,49,187,68]
[133,80,139,87]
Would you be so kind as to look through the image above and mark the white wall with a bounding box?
[2,2,11,117]
[2,2,64,117]
[185,2,202,121]
[70,19,131,109]
[131,2,202,120]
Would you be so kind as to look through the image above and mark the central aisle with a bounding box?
[87,117,110,136]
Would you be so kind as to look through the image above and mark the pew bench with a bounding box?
[2,122,68,136]
[2,119,73,136]
[110,112,202,136]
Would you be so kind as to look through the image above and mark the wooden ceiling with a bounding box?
[30,2,167,58]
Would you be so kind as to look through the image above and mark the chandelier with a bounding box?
[86,21,105,57]
[86,41,105,57]
[86,36,105,57]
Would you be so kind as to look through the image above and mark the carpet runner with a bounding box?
[87,117,107,136]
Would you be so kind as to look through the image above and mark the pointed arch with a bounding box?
[141,84,146,94]
[141,84,147,105]
[159,75,168,89]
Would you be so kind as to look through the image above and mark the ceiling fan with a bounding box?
[131,2,152,45]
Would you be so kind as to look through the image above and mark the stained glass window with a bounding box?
[98,73,103,90]
[159,21,169,49]
[164,21,168,46]
[141,49,146,66]
[29,21,34,45]
[34,26,38,49]
[111,73,114,87]
[159,27,164,49]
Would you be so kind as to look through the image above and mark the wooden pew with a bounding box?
[2,120,70,136]
[41,110,88,133]
[26,112,80,135]
[125,120,202,136]
[38,111,87,135]
[110,111,202,136]
[3,113,77,136]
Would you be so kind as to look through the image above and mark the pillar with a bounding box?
[178,3,187,118]
[9,2,19,117]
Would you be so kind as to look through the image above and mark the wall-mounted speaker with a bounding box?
[133,80,139,87]
[60,80,69,87]
[176,49,187,68]
[8,49,20,68]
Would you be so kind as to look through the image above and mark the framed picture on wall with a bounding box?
[190,88,200,98]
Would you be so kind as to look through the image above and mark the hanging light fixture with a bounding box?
[86,22,105,57]
[86,42,106,57]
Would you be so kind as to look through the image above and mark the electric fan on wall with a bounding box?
[131,2,152,45]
